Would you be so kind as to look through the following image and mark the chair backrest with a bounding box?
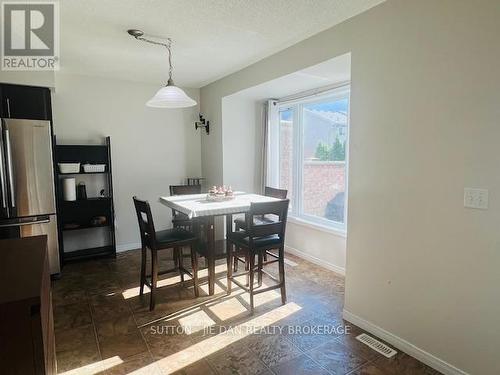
[169,185,201,219]
[247,199,289,241]
[264,186,287,199]
[133,196,157,249]
[170,184,202,196]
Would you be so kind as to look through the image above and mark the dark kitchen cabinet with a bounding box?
[0,236,56,375]
[0,83,52,120]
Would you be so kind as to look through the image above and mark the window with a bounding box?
[268,86,349,231]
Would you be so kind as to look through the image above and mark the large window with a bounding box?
[269,86,349,231]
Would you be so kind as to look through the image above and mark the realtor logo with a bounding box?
[1,1,59,70]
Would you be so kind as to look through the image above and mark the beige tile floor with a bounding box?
[52,249,441,375]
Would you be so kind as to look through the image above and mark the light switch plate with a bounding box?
[464,188,489,210]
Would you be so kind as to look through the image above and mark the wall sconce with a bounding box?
[195,114,209,134]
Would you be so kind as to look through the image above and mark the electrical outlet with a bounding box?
[464,188,489,210]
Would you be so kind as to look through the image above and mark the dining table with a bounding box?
[159,192,279,295]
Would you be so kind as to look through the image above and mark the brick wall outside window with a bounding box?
[303,161,345,219]
[279,119,346,222]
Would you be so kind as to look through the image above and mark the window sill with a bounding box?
[287,216,347,238]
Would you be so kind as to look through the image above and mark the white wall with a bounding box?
[285,221,346,275]
[200,93,223,187]
[0,71,55,88]
[52,73,201,251]
[200,1,500,374]
[222,96,262,193]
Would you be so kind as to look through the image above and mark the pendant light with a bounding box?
[128,29,197,108]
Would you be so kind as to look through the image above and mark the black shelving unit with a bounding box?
[54,137,116,264]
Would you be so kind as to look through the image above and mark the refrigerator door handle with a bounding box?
[4,128,15,208]
[0,148,6,209]
[0,123,6,209]
[0,219,50,228]
[6,98,11,118]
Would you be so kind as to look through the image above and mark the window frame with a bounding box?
[271,85,350,233]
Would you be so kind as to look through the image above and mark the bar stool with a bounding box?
[233,186,288,272]
[226,199,289,314]
[133,196,200,311]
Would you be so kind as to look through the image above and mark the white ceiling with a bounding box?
[229,52,351,100]
[60,0,384,88]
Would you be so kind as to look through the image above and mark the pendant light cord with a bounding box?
[133,35,173,84]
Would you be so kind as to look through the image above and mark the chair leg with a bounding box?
[245,253,250,286]
[279,246,286,305]
[139,246,146,296]
[233,250,238,272]
[150,250,158,311]
[226,242,233,295]
[190,245,199,298]
[249,252,255,314]
[173,247,179,267]
[257,252,263,287]
[176,247,185,283]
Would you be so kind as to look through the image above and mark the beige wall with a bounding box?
[200,91,224,187]
[221,96,262,193]
[200,1,500,374]
[52,73,201,251]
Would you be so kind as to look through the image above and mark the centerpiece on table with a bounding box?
[206,185,234,201]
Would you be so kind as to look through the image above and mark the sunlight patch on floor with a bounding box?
[153,302,302,374]
[239,286,281,307]
[58,356,123,375]
[177,309,217,334]
[121,285,143,299]
[208,296,248,320]
[157,275,183,287]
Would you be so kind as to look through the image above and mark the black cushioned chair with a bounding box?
[226,199,289,314]
[169,184,202,230]
[233,186,287,272]
[133,196,200,311]
[234,186,287,230]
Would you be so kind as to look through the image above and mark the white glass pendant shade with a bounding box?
[146,83,197,108]
[126,31,194,109]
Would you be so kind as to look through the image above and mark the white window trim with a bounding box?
[287,216,347,238]
[270,84,350,232]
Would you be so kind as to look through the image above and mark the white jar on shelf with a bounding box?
[62,178,76,201]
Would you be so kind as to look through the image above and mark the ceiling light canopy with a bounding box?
[127,29,197,109]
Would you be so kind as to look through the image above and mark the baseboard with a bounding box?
[285,245,345,276]
[342,309,469,375]
[116,242,141,253]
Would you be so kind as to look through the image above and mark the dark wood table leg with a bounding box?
[225,214,232,294]
[206,215,216,295]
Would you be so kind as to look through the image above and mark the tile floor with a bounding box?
[52,249,441,375]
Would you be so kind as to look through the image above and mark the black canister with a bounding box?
[77,182,87,200]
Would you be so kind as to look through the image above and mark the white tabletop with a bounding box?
[159,192,279,218]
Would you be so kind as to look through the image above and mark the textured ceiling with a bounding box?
[60,0,384,88]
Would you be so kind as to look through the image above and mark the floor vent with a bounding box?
[355,333,397,358]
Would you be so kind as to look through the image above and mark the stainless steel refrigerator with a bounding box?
[0,118,60,275]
